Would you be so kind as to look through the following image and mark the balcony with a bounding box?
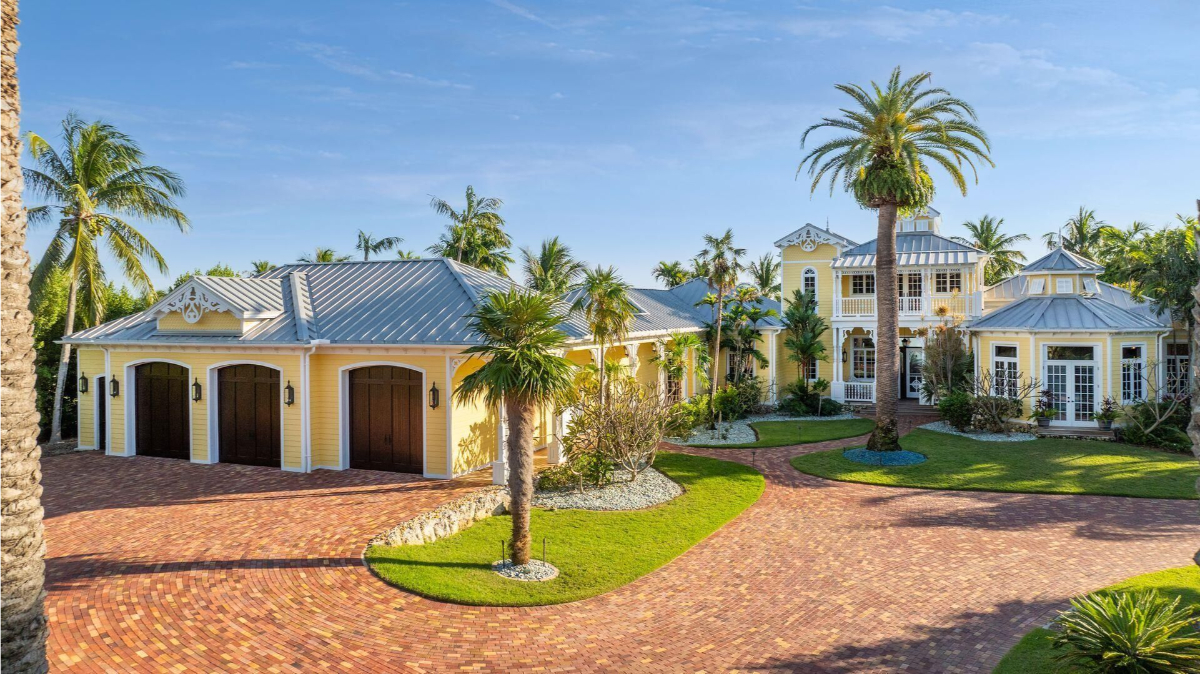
[834,293,981,319]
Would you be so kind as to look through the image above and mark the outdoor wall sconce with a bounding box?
[192,378,203,402]
[841,348,848,363]
[110,378,120,398]
[428,382,440,409]
[284,381,295,406]
[78,373,88,393]
[901,337,910,348]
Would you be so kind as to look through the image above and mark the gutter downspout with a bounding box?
[302,339,330,472]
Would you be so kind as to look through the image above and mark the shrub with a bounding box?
[1120,399,1192,453]
[561,378,681,485]
[938,390,974,431]
[1051,589,1200,673]
[818,398,844,416]
[970,395,1021,433]
[537,452,615,492]
[671,395,711,435]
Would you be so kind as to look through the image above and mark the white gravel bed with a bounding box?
[533,467,682,511]
[669,412,862,446]
[919,420,1037,442]
[492,559,559,582]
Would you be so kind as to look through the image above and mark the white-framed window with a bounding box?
[1082,278,1097,293]
[1166,342,1191,397]
[1121,344,1145,404]
[993,344,1019,397]
[901,272,922,297]
[1056,278,1073,294]
[851,274,875,295]
[727,351,754,381]
[851,337,876,380]
[1029,277,1046,294]
[934,271,962,294]
[804,358,818,381]
[802,267,818,302]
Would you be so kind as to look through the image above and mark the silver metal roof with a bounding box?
[966,295,1168,332]
[1021,247,1104,273]
[830,232,982,269]
[191,275,285,315]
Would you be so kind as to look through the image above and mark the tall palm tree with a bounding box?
[651,260,690,289]
[2,3,50,668]
[249,260,276,275]
[355,230,403,261]
[521,236,585,295]
[747,253,782,300]
[689,255,711,280]
[570,266,637,406]
[24,113,189,444]
[298,247,350,263]
[698,229,745,417]
[455,289,574,566]
[1098,220,1151,284]
[798,67,992,451]
[395,248,419,259]
[427,185,513,274]
[1044,207,1110,259]
[951,215,1028,285]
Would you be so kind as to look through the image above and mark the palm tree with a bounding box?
[1046,207,1110,259]
[521,237,585,295]
[2,4,50,668]
[24,113,189,444]
[652,260,690,289]
[355,230,403,261]
[952,215,1028,285]
[782,288,828,385]
[798,67,992,451]
[689,256,711,280]
[653,332,706,398]
[395,249,419,260]
[570,266,637,406]
[427,185,513,274]
[455,289,574,566]
[747,253,782,299]
[1098,221,1151,284]
[249,260,276,275]
[298,247,350,263]
[698,229,745,417]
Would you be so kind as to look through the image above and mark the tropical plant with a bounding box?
[2,6,50,667]
[937,390,975,431]
[1051,589,1200,673]
[298,247,351,263]
[652,260,691,289]
[798,67,992,451]
[169,263,239,290]
[249,260,276,275]
[747,253,782,300]
[24,112,189,443]
[1043,207,1111,259]
[689,255,711,280]
[427,185,513,274]
[697,229,745,420]
[653,332,706,400]
[1098,220,1152,283]
[521,236,585,295]
[781,288,827,396]
[355,230,403,261]
[1123,226,1200,338]
[395,249,419,259]
[454,288,575,566]
[570,266,637,406]
[920,321,972,399]
[951,215,1028,285]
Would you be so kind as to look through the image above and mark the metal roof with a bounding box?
[1021,247,1104,273]
[966,295,1168,332]
[830,232,983,269]
[190,275,285,315]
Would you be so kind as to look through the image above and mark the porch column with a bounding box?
[492,399,509,485]
[548,408,567,464]
[922,268,932,317]
[767,330,777,403]
[831,326,845,401]
[655,342,666,394]
[626,344,639,378]
[832,270,842,317]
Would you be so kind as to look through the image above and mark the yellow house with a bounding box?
[66,258,780,481]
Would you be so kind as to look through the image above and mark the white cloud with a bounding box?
[488,0,558,29]
[785,7,1009,40]
[226,60,280,70]
[550,92,565,99]
[291,42,472,90]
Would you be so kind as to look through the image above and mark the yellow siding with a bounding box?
[779,241,837,390]
[76,349,106,448]
[106,350,303,468]
[450,357,499,475]
[635,342,659,390]
[157,309,243,333]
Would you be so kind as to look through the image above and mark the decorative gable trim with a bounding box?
[774,224,857,252]
[156,282,237,324]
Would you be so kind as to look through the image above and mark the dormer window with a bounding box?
[1082,278,1097,294]
[916,219,929,231]
[1056,278,1073,294]
[1029,278,1046,294]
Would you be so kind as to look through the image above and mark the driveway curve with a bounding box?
[42,436,1199,672]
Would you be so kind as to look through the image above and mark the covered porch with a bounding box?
[828,325,930,405]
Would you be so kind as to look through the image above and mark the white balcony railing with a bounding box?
[843,381,876,403]
[834,292,982,319]
[838,296,876,316]
[898,296,924,315]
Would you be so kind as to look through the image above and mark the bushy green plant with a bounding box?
[778,380,844,417]
[712,385,742,420]
[536,452,614,492]
[818,398,844,416]
[1120,398,1192,452]
[970,395,1021,433]
[671,395,711,435]
[938,390,974,431]
[1051,589,1200,673]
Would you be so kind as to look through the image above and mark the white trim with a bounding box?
[87,374,106,452]
[121,358,194,460]
[990,341,1019,396]
[1040,340,1103,427]
[103,348,112,455]
[336,361,433,477]
[1118,341,1148,404]
[204,360,287,469]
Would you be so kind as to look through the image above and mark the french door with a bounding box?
[902,348,931,404]
[1044,361,1097,426]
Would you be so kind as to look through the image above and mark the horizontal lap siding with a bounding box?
[156,309,243,333]
[76,349,106,448]
[780,244,836,390]
[450,357,498,476]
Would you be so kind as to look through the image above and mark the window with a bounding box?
[726,351,754,381]
[665,371,682,405]
[852,337,876,380]
[1046,345,1094,361]
[901,272,922,297]
[993,345,1019,397]
[802,267,817,302]
[1056,278,1073,294]
[805,358,818,381]
[1029,278,1046,294]
[851,274,875,295]
[1167,342,1191,397]
[1082,278,1097,293]
[916,219,929,231]
[934,271,962,294]
[1121,345,1145,404]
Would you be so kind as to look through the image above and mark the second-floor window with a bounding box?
[934,272,962,294]
[901,272,922,297]
[851,274,875,295]
[802,267,817,302]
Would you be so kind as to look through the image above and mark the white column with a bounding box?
[492,400,509,485]
[767,330,777,403]
[548,409,566,464]
[627,344,639,378]
[655,342,666,394]
[831,326,845,402]
[922,268,932,317]
[833,270,842,317]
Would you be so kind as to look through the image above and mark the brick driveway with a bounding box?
[42,435,1198,672]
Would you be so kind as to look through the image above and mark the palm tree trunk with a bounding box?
[596,338,606,408]
[505,395,535,566]
[48,279,77,443]
[866,202,901,452]
[2,0,50,667]
[709,294,724,418]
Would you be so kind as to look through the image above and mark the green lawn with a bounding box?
[364,452,764,606]
[789,428,1199,499]
[687,417,876,448]
[994,566,1200,673]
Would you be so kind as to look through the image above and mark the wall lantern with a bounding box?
[900,337,910,348]
[284,381,295,406]
[428,382,440,409]
[192,378,203,402]
[841,348,849,363]
[110,377,120,398]
[79,372,88,393]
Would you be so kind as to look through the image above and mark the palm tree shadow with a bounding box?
[45,553,363,591]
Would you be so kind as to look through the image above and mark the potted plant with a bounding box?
[1093,397,1119,431]
[1029,389,1059,428]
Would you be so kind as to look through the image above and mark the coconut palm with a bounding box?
[2,4,50,668]
[689,255,711,280]
[298,247,350,263]
[395,249,419,259]
[455,289,574,566]
[951,215,1028,285]
[427,185,513,274]
[1098,220,1151,284]
[249,260,276,275]
[798,67,993,451]
[653,332,707,396]
[1043,207,1110,259]
[698,229,745,417]
[747,253,782,299]
[652,260,690,289]
[355,230,403,261]
[24,113,189,444]
[570,266,638,406]
[521,236,585,295]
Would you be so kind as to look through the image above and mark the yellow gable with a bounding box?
[157,309,243,334]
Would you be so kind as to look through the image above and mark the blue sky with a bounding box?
[19,1,1200,289]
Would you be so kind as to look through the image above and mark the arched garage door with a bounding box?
[218,364,281,467]
[348,366,423,473]
[135,362,189,460]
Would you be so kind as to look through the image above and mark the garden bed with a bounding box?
[533,466,682,511]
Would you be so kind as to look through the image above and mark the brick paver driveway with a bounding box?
[43,433,1199,672]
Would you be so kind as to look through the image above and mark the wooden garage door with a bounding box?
[218,365,281,467]
[135,362,189,460]
[348,366,422,473]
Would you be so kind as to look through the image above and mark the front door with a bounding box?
[134,362,190,459]
[902,348,928,403]
[1044,350,1097,426]
[218,365,281,467]
[348,366,423,473]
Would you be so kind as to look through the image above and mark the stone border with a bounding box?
[369,486,509,547]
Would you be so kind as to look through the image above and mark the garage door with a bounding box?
[218,364,281,467]
[348,366,422,473]
[135,362,189,460]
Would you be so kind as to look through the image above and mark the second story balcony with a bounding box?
[834,292,982,319]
